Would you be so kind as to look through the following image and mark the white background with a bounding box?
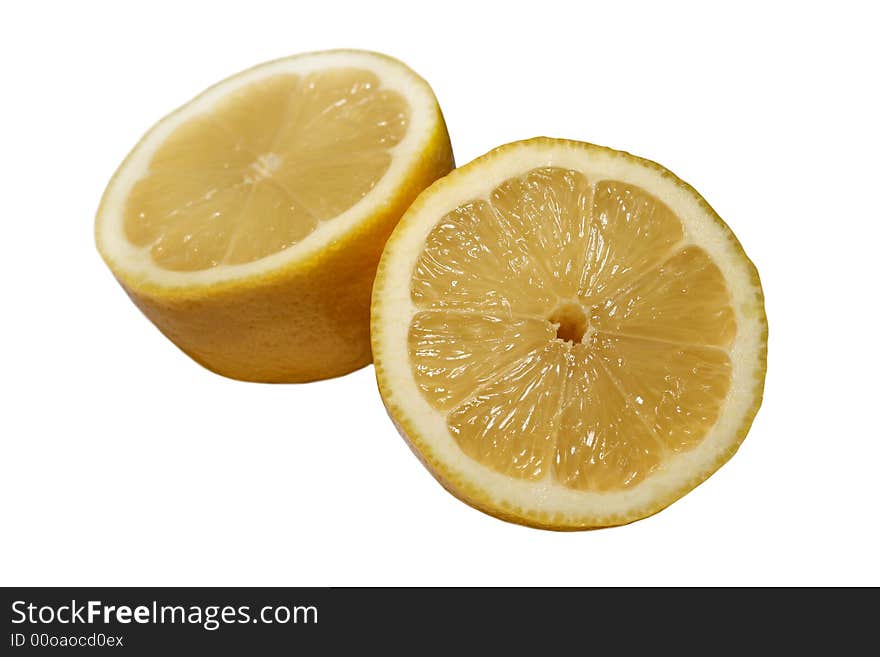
[2,1,878,586]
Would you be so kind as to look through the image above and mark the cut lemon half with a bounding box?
[372,138,766,529]
[96,50,453,382]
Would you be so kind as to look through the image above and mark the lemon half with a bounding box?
[97,49,453,382]
[372,138,766,529]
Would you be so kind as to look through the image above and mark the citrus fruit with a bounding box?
[96,49,453,382]
[372,138,766,529]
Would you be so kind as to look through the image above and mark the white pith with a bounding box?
[374,141,765,523]
[96,50,439,287]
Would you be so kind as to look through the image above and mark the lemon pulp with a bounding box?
[408,167,735,492]
[124,68,409,271]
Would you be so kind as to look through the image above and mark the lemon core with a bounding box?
[549,302,588,344]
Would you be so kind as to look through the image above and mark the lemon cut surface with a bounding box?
[125,67,409,272]
[373,138,766,529]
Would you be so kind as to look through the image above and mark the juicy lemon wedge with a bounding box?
[96,50,453,382]
[372,138,766,529]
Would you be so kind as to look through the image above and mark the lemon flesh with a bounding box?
[410,168,735,491]
[125,69,408,271]
[373,139,766,528]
